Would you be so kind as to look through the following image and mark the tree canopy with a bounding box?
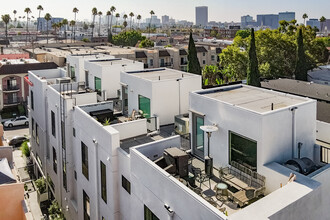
[111,30,145,47]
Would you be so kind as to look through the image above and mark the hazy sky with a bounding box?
[1,0,329,23]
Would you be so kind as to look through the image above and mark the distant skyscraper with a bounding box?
[278,12,295,22]
[306,19,320,29]
[257,14,279,29]
[162,15,169,25]
[241,15,255,28]
[195,6,208,27]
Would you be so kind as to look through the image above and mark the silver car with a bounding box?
[4,116,29,128]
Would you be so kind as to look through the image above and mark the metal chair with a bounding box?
[192,167,211,188]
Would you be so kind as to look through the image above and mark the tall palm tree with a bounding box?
[57,22,63,43]
[52,22,58,43]
[69,20,75,43]
[149,10,155,37]
[13,10,17,26]
[98,11,103,36]
[129,12,134,30]
[62,19,68,42]
[2,14,11,47]
[37,5,43,33]
[24,7,32,45]
[44,13,51,44]
[91,7,98,41]
[123,14,128,31]
[320,16,326,33]
[137,15,141,29]
[110,6,116,34]
[115,13,120,29]
[302,13,308,26]
[73,7,79,41]
[106,11,111,38]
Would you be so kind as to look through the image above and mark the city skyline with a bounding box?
[0,0,329,24]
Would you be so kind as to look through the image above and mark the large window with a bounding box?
[100,161,107,203]
[81,142,89,180]
[144,205,159,220]
[30,90,34,110]
[122,175,131,194]
[192,113,204,159]
[138,95,151,118]
[94,77,101,94]
[83,190,90,220]
[229,131,257,171]
[53,147,57,174]
[51,111,56,137]
[70,66,75,80]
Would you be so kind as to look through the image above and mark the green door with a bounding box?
[94,77,101,95]
[138,95,150,118]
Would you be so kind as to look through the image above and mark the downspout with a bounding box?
[177,78,182,115]
[290,107,298,158]
[93,139,100,220]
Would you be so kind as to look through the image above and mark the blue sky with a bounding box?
[1,0,329,23]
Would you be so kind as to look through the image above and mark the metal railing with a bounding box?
[160,62,172,67]
[2,84,19,91]
[3,97,23,105]
[180,61,188,65]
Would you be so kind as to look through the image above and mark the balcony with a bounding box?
[180,61,188,65]
[2,85,20,92]
[160,62,172,67]
[3,97,23,106]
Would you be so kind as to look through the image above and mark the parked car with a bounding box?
[3,116,29,128]
[8,136,28,147]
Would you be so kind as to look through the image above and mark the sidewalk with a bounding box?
[13,149,44,220]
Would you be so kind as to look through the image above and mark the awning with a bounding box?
[24,76,33,86]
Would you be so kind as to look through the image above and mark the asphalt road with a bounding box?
[3,125,30,142]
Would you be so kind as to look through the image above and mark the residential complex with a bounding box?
[196,6,208,27]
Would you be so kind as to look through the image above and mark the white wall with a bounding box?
[111,119,147,140]
[316,120,330,143]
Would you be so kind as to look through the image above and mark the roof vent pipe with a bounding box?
[159,76,160,80]
[271,103,274,110]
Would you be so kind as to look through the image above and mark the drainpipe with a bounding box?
[177,78,182,115]
[93,139,100,220]
[290,107,298,158]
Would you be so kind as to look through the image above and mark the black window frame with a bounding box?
[144,205,159,220]
[83,190,90,220]
[30,90,34,110]
[51,110,56,137]
[81,142,89,180]
[52,147,57,174]
[100,161,107,203]
[122,175,131,194]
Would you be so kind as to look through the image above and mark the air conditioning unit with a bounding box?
[174,114,189,136]
[56,77,71,84]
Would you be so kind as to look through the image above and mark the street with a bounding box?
[3,125,29,142]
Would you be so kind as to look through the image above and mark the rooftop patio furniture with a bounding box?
[215,183,229,202]
[192,167,211,188]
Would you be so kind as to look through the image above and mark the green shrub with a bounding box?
[139,39,155,48]
[20,141,30,157]
[82,38,90,42]
[35,177,46,194]
[48,200,65,219]
[18,104,25,115]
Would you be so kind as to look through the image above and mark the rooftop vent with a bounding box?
[285,157,317,175]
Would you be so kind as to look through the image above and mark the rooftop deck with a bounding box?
[126,68,197,81]
[199,85,309,113]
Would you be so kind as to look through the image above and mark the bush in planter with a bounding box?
[48,200,65,220]
[20,141,30,157]
[35,177,46,194]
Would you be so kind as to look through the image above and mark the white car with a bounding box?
[4,116,29,128]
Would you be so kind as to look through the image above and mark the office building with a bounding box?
[257,14,279,29]
[278,12,295,22]
[241,15,256,28]
[162,15,170,25]
[307,19,321,29]
[37,17,64,32]
[196,6,208,27]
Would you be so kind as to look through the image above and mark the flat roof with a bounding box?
[126,68,197,81]
[199,85,309,113]
[89,58,136,66]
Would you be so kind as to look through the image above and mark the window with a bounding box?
[32,118,35,137]
[81,142,89,180]
[211,55,215,61]
[94,77,101,94]
[100,161,107,203]
[70,66,75,80]
[51,111,56,137]
[53,147,57,174]
[203,52,206,56]
[144,205,159,220]
[122,175,131,194]
[203,60,206,64]
[192,114,204,159]
[138,95,151,118]
[73,128,76,137]
[171,58,173,64]
[36,123,39,145]
[229,131,257,171]
[30,90,34,110]
[149,59,153,66]
[85,71,89,88]
[83,190,90,220]
[74,170,77,180]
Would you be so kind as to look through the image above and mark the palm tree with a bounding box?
[37,5,43,33]
[69,20,75,43]
[44,13,51,44]
[57,22,63,43]
[62,19,68,42]
[115,13,120,30]
[320,16,326,33]
[149,10,155,37]
[129,12,134,30]
[52,22,58,43]
[2,14,11,47]
[106,11,111,38]
[91,7,98,41]
[24,7,32,45]
[123,21,128,30]
[73,7,79,41]
[137,15,141,29]
[110,6,116,34]
[98,11,102,36]
[302,13,308,26]
[13,10,17,26]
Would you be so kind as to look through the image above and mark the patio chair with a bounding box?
[205,197,218,208]
[187,181,203,195]
[216,188,229,202]
[192,167,211,188]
